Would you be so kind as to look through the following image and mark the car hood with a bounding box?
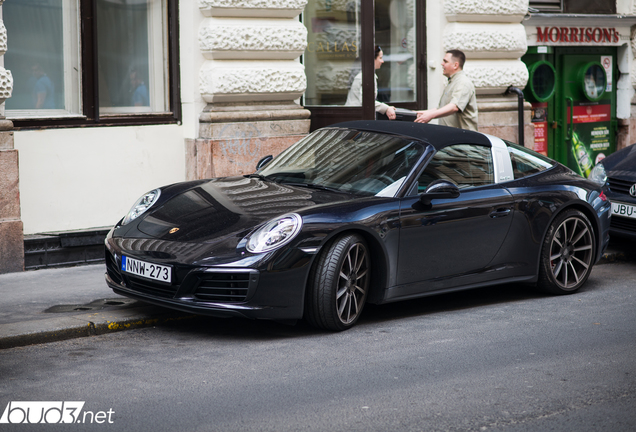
[129,176,355,243]
[602,144,636,181]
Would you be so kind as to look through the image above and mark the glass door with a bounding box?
[303,0,425,130]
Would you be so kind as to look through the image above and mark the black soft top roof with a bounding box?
[330,120,491,150]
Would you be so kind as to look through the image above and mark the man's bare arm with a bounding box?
[414,103,459,123]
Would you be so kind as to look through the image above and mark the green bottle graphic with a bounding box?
[571,131,592,177]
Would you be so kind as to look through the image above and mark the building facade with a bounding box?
[0,0,634,273]
[522,0,636,176]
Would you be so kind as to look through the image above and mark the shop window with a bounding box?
[564,0,616,14]
[3,0,179,127]
[303,0,417,107]
[530,0,616,14]
[529,1,562,12]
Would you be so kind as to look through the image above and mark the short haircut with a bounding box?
[446,50,466,69]
[375,45,382,59]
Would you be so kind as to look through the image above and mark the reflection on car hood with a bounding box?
[135,176,353,242]
[602,144,636,180]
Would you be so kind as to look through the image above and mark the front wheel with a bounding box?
[305,234,370,331]
[537,209,595,294]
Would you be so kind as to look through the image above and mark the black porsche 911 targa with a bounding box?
[105,121,611,331]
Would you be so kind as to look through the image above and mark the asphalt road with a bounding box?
[1,261,635,432]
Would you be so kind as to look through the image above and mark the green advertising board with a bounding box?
[556,49,617,176]
[523,47,617,176]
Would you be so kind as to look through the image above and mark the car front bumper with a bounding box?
[104,242,312,321]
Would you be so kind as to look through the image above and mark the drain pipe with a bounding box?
[505,86,524,148]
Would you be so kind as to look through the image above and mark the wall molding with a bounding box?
[199,18,307,60]
[444,0,528,22]
[199,0,307,18]
[200,61,307,103]
[464,60,529,94]
[444,22,527,59]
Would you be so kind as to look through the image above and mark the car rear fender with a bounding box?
[538,200,607,268]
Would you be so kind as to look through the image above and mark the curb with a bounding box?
[0,307,194,350]
[1,249,631,350]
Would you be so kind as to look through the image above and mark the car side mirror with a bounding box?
[256,155,273,171]
[419,179,460,205]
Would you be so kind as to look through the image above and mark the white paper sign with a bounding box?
[601,55,612,92]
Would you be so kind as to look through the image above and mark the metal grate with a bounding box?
[125,275,178,298]
[608,177,634,195]
[611,216,636,233]
[193,273,251,303]
[529,0,562,12]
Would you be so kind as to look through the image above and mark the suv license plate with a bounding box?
[121,256,172,283]
[611,202,636,220]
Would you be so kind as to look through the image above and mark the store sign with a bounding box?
[602,55,612,91]
[306,41,359,60]
[537,27,619,44]
[569,104,611,123]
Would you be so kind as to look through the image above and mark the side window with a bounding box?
[507,142,554,179]
[417,144,494,192]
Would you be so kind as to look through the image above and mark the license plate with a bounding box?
[611,201,636,220]
[121,256,172,283]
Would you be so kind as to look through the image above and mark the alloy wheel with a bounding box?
[335,242,369,325]
[549,215,594,290]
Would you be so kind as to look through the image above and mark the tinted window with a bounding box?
[507,142,554,179]
[417,144,494,192]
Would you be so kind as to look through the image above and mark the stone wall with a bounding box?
[189,0,311,180]
[0,0,23,273]
[444,0,532,146]
[630,24,636,150]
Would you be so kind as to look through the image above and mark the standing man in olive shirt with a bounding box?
[415,50,478,131]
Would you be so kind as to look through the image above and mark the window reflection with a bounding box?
[375,0,416,104]
[259,129,426,196]
[4,0,73,113]
[303,0,416,106]
[97,0,168,114]
[418,145,494,191]
[583,64,606,100]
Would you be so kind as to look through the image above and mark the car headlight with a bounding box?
[246,213,303,253]
[121,189,161,225]
[588,163,607,186]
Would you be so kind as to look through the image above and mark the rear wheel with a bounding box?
[537,209,595,294]
[305,234,370,331]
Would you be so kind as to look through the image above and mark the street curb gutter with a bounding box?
[599,249,635,264]
[1,248,630,350]
[0,307,195,350]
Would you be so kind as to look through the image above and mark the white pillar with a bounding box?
[433,0,531,145]
[188,0,311,179]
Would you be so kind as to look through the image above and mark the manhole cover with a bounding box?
[45,298,137,313]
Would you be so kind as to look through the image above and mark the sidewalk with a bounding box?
[0,264,193,349]
[0,243,633,349]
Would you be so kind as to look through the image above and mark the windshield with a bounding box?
[258,128,428,197]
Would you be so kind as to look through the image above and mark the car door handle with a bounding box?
[490,208,511,218]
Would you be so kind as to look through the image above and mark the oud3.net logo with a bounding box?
[0,401,115,424]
